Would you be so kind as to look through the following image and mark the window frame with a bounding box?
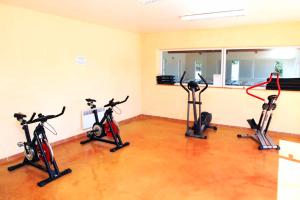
[160,48,224,88]
[160,46,300,89]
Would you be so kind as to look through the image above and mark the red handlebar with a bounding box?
[246,73,281,101]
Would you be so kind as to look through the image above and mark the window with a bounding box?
[161,47,300,88]
[225,48,300,86]
[162,50,222,85]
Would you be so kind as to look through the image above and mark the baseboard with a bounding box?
[139,114,300,138]
[0,114,143,165]
[119,114,144,125]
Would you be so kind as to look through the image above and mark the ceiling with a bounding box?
[1,0,300,32]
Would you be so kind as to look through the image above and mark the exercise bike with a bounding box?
[237,72,281,150]
[80,96,130,152]
[180,71,217,139]
[7,107,72,187]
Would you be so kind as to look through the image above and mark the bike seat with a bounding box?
[86,98,96,103]
[268,95,278,101]
[14,113,26,119]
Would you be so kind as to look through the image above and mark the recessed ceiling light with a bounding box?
[181,9,245,21]
[139,0,160,5]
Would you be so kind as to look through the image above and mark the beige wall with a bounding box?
[141,22,300,135]
[0,4,142,159]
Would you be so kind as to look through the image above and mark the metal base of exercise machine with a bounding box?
[237,119,280,150]
[237,133,280,150]
[80,130,130,152]
[8,158,72,187]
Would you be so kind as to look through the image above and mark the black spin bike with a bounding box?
[80,96,130,152]
[7,107,72,187]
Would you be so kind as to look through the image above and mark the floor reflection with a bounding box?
[277,140,300,200]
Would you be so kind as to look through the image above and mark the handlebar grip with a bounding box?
[86,98,96,102]
[180,71,186,84]
[120,96,129,103]
[180,71,189,93]
[274,73,281,99]
[54,106,66,118]
[104,96,129,107]
[198,73,208,93]
[28,113,36,122]
[61,106,66,115]
[13,113,27,119]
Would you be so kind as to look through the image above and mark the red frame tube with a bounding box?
[246,73,281,101]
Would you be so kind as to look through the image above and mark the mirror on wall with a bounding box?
[162,50,222,85]
[225,48,300,86]
[161,47,300,88]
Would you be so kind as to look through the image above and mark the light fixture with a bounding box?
[181,9,245,21]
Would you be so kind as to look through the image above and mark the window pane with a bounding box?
[225,48,300,86]
[162,50,222,85]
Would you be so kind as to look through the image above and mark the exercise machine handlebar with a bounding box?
[14,112,36,125]
[180,71,209,94]
[246,72,281,102]
[180,71,189,93]
[104,96,129,108]
[29,107,66,124]
[198,73,208,94]
[86,98,96,103]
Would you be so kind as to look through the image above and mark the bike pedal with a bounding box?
[17,142,24,147]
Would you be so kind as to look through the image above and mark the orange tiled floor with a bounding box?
[0,118,300,200]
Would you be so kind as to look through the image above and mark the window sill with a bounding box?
[156,83,300,93]
[156,83,266,90]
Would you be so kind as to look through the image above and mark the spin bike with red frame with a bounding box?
[80,96,130,152]
[7,107,72,187]
[237,72,281,150]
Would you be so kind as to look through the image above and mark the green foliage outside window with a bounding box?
[275,61,283,76]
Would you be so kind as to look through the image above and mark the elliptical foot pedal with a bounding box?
[247,119,258,129]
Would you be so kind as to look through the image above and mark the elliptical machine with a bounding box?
[8,107,72,187]
[80,96,130,152]
[237,72,281,150]
[180,71,217,139]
